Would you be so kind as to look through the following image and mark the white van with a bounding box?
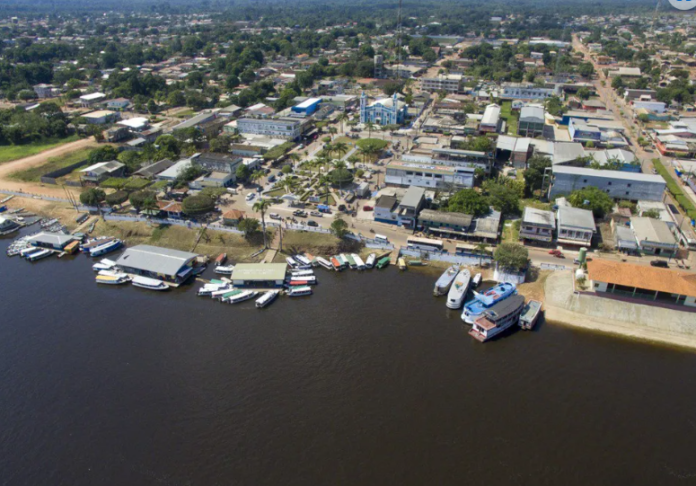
[374,234,389,243]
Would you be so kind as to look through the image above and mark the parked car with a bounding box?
[338,204,346,212]
[245,193,255,201]
[650,260,669,268]
[363,205,374,211]
[293,210,307,217]
[269,213,281,220]
[310,211,323,217]
[307,220,318,227]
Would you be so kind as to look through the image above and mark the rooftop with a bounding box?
[557,206,595,231]
[115,245,198,277]
[232,263,288,281]
[588,259,696,298]
[552,165,665,183]
[631,217,677,245]
[523,207,555,227]
[419,209,473,228]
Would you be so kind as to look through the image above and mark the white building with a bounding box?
[421,74,464,94]
[385,160,474,189]
[235,117,301,140]
[501,83,559,100]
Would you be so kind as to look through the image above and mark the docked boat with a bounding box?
[397,257,407,271]
[96,272,131,285]
[469,295,526,342]
[461,282,517,324]
[291,269,314,277]
[89,238,122,257]
[433,265,459,296]
[472,273,482,288]
[336,254,349,268]
[214,253,227,266]
[286,256,299,268]
[287,285,313,297]
[316,256,333,270]
[365,253,376,269]
[214,265,235,275]
[287,275,317,285]
[345,253,357,269]
[375,256,390,269]
[519,300,543,330]
[80,237,113,252]
[255,290,280,308]
[216,289,241,301]
[294,255,312,267]
[446,269,471,309]
[63,240,80,255]
[20,247,41,258]
[197,283,230,296]
[330,256,343,271]
[228,290,258,304]
[132,276,168,291]
[76,213,89,224]
[352,254,366,270]
[27,248,53,261]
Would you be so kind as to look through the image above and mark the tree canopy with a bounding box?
[494,243,529,271]
[567,186,614,218]
[446,189,489,217]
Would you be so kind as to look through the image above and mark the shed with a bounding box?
[231,263,288,288]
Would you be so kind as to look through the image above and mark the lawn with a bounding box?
[501,219,521,243]
[500,101,518,135]
[175,109,195,118]
[264,188,286,198]
[0,135,80,164]
[652,158,696,220]
[10,146,94,182]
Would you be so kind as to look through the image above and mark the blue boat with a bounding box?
[461,282,516,324]
[90,238,123,257]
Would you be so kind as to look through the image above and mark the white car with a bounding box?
[269,213,281,220]
[246,193,256,201]
[310,211,323,217]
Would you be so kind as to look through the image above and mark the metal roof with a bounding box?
[399,186,425,209]
[115,245,198,277]
[232,263,288,281]
[523,207,555,227]
[28,232,76,247]
[552,165,665,183]
[419,209,473,227]
[631,217,677,245]
[557,206,595,231]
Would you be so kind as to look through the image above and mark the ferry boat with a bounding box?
[337,254,349,268]
[330,256,344,271]
[214,265,235,275]
[461,282,517,324]
[214,253,227,266]
[228,290,258,304]
[215,289,241,301]
[434,265,459,296]
[291,269,314,277]
[197,283,230,296]
[352,254,366,270]
[294,255,312,268]
[316,257,333,270]
[89,238,122,257]
[132,276,169,291]
[472,273,482,288]
[80,237,113,252]
[469,295,525,342]
[446,269,471,309]
[286,256,299,268]
[375,256,390,269]
[519,300,543,330]
[255,290,280,308]
[365,253,376,269]
[287,275,317,285]
[27,248,53,262]
[398,257,407,270]
[287,285,313,297]
[96,272,131,285]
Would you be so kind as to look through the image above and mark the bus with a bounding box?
[407,236,444,252]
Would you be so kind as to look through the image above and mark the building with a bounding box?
[385,160,474,189]
[157,158,194,182]
[80,161,126,183]
[117,117,149,132]
[395,186,425,229]
[374,194,399,224]
[27,232,77,250]
[589,149,639,171]
[624,89,657,102]
[556,206,595,246]
[222,209,246,226]
[421,74,464,94]
[156,201,184,219]
[115,245,198,284]
[82,110,119,125]
[418,209,473,236]
[479,104,501,133]
[630,217,679,257]
[496,136,533,169]
[501,83,559,100]
[106,98,131,111]
[33,83,56,98]
[291,97,322,116]
[608,67,641,78]
[133,159,175,179]
[519,207,555,243]
[431,148,494,173]
[359,92,408,125]
[236,117,301,140]
[79,92,106,107]
[518,106,546,138]
[633,100,666,113]
[587,259,696,308]
[192,153,242,174]
[231,263,288,288]
[549,166,666,201]
[171,112,217,132]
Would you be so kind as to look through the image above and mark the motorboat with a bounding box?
[89,238,122,257]
[214,265,235,275]
[131,276,169,291]
[228,290,258,304]
[352,254,366,270]
[255,290,280,308]
[434,265,459,297]
[96,272,131,285]
[214,253,227,266]
[291,269,314,277]
[472,273,482,288]
[316,257,333,270]
[197,283,230,296]
[287,285,313,297]
[519,300,543,330]
[446,269,471,309]
[469,295,525,342]
[20,247,41,258]
[365,253,376,269]
[26,248,53,262]
[287,275,317,285]
[461,282,517,324]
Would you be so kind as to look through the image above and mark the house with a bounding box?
[106,98,131,111]
[608,67,641,78]
[630,217,679,257]
[222,209,246,226]
[556,206,595,246]
[189,171,235,189]
[79,92,106,107]
[82,110,119,125]
[549,166,666,201]
[359,92,408,125]
[27,232,77,250]
[156,158,193,182]
[587,259,696,308]
[156,200,184,219]
[395,186,425,229]
[496,136,533,169]
[192,153,242,174]
[613,223,639,253]
[171,112,217,132]
[624,89,657,102]
[418,209,473,236]
[117,117,149,132]
[33,83,57,98]
[133,159,174,179]
[115,245,198,284]
[104,126,129,143]
[479,104,501,133]
[581,99,606,111]
[518,106,545,137]
[373,194,399,224]
[80,161,126,183]
[519,207,555,243]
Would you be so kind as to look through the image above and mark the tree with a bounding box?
[611,76,624,91]
[129,190,156,210]
[175,164,204,187]
[577,87,591,100]
[281,165,293,175]
[494,243,529,271]
[446,189,489,216]
[483,182,520,215]
[182,194,215,216]
[364,120,375,138]
[523,155,552,197]
[238,217,260,237]
[330,216,349,238]
[79,188,105,206]
[105,191,128,206]
[236,164,251,182]
[642,209,661,219]
[88,146,119,164]
[578,62,595,78]
[253,199,273,248]
[475,242,489,266]
[147,99,158,114]
[568,186,614,218]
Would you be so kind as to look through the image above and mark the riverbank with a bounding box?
[544,271,696,351]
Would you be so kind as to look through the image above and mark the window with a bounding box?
[608,182,612,186]
[627,184,631,187]
[583,179,587,183]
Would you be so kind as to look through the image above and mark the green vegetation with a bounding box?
[9,146,94,182]
[263,141,296,161]
[0,134,80,164]
[100,177,129,189]
[79,188,105,206]
[182,194,216,215]
[445,189,489,216]
[105,191,129,206]
[494,243,529,271]
[500,101,518,135]
[502,219,521,243]
[567,187,614,218]
[652,158,696,219]
[330,216,349,238]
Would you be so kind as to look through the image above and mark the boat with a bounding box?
[291,269,314,277]
[352,254,366,270]
[255,290,280,308]
[96,272,131,285]
[336,254,348,268]
[472,273,482,288]
[375,256,390,269]
[27,248,53,261]
[287,285,313,297]
[89,238,122,257]
[469,295,526,343]
[519,300,543,330]
[92,258,117,272]
[212,289,237,300]
[214,265,235,275]
[461,282,517,324]
[294,255,312,267]
[228,290,258,304]
[80,237,113,252]
[365,253,376,269]
[214,253,227,266]
[287,275,317,285]
[20,247,41,258]
[286,256,299,268]
[197,283,230,296]
[433,265,459,297]
[63,240,80,255]
[346,253,357,269]
[330,256,343,271]
[446,269,471,309]
[75,213,89,224]
[131,276,169,291]
[397,257,407,270]
[316,257,333,270]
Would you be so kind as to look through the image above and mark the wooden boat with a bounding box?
[519,300,543,330]
[75,213,89,224]
[228,290,258,304]
[407,259,425,266]
[287,285,313,297]
[255,290,280,308]
[96,272,131,285]
[397,257,406,270]
[469,295,525,343]
[434,265,459,297]
[375,256,390,269]
[214,265,235,275]
[214,253,227,266]
[132,276,168,291]
[365,253,376,269]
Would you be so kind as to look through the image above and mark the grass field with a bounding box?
[652,158,696,220]
[500,101,518,135]
[0,135,80,164]
[9,146,94,182]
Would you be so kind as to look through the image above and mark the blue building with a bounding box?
[291,97,322,116]
[360,92,408,125]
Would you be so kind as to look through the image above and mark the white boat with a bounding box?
[462,283,517,324]
[446,269,471,309]
[228,290,258,304]
[211,288,234,299]
[365,253,376,269]
[286,257,299,268]
[96,273,131,285]
[287,275,317,285]
[472,273,482,288]
[27,248,53,262]
[291,256,312,270]
[132,276,169,291]
[287,285,313,297]
[214,265,235,275]
[294,255,312,267]
[20,247,41,258]
[469,295,526,342]
[197,283,230,296]
[352,254,366,270]
[255,290,280,308]
[92,258,117,272]
[89,238,122,257]
[316,256,333,270]
[291,269,314,277]
[434,265,459,297]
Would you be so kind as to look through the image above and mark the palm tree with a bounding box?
[365,120,375,139]
[287,152,301,168]
[328,126,338,140]
[332,141,349,160]
[475,242,488,266]
[250,170,265,185]
[324,142,335,159]
[358,144,378,163]
[253,198,273,248]
[337,113,349,134]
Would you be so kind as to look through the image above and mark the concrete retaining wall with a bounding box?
[40,159,89,185]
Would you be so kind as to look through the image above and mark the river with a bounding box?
[2,232,696,485]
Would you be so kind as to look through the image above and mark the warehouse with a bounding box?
[231,263,288,288]
[291,97,322,116]
[115,245,198,284]
[28,232,78,250]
